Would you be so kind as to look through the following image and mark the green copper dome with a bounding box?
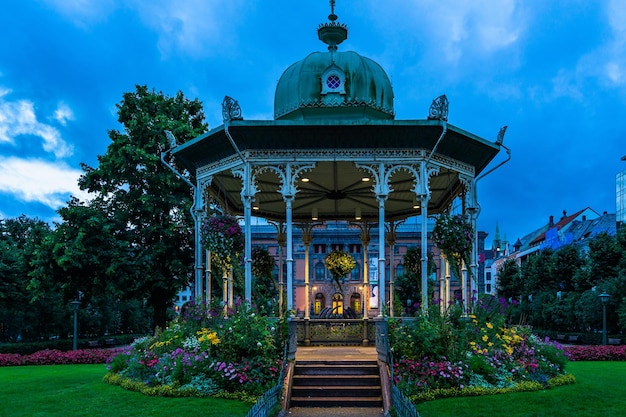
[274,7,394,120]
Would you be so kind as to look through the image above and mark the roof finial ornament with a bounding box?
[329,0,337,21]
[318,0,348,52]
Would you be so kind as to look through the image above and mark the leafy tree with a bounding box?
[520,249,554,297]
[0,216,59,342]
[587,232,621,283]
[549,244,582,293]
[77,85,208,329]
[496,258,521,301]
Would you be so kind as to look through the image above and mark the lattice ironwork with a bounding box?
[427,94,449,121]
[222,95,243,122]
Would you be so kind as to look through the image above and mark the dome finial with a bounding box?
[318,0,348,52]
[329,0,337,21]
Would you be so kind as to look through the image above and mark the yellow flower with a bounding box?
[482,334,489,342]
[486,322,493,329]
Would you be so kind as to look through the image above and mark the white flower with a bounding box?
[257,342,262,347]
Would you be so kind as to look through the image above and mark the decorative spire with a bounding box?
[318,0,348,52]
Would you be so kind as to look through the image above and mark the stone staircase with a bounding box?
[289,359,383,408]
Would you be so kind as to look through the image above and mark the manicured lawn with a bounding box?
[415,361,626,417]
[0,364,251,417]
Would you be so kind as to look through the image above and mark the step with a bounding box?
[294,363,379,376]
[290,359,383,408]
[291,385,382,398]
[289,396,383,408]
[292,374,380,386]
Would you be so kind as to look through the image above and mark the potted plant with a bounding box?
[200,213,244,271]
[432,213,473,280]
[324,249,356,292]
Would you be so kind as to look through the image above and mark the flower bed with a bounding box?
[564,345,626,361]
[104,301,286,399]
[0,348,123,366]
[391,296,573,402]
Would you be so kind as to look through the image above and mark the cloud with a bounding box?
[0,90,73,158]
[40,0,117,27]
[369,0,525,63]
[134,0,247,59]
[0,157,90,209]
[54,102,74,126]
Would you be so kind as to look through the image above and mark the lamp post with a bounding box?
[70,300,81,350]
[599,293,610,346]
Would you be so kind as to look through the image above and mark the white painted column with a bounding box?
[377,195,386,315]
[285,196,294,311]
[420,195,430,311]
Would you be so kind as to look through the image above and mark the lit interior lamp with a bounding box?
[413,201,420,209]
[312,208,318,220]
[252,204,260,211]
[361,177,370,182]
[355,207,362,220]
[301,177,310,182]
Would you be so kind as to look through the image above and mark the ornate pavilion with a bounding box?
[166,4,506,319]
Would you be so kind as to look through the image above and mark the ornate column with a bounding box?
[301,223,315,320]
[419,193,430,311]
[377,193,387,315]
[271,222,287,317]
[192,176,211,299]
[285,196,295,311]
[385,222,401,317]
[233,163,258,303]
[272,162,315,312]
[358,223,371,320]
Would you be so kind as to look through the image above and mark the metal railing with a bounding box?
[379,320,420,417]
[244,343,288,417]
[245,384,282,417]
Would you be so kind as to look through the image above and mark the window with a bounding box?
[486,272,492,282]
[349,244,361,254]
[395,263,405,277]
[314,293,325,315]
[350,293,362,314]
[326,74,341,89]
[314,244,326,254]
[351,262,360,281]
[320,65,346,95]
[331,243,343,252]
[315,262,326,281]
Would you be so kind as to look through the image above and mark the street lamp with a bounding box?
[599,293,610,345]
[70,300,81,350]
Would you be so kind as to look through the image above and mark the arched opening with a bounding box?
[350,292,361,314]
[332,293,343,315]
[314,292,325,316]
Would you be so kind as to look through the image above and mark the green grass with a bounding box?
[2,362,624,417]
[415,361,626,417]
[0,364,251,417]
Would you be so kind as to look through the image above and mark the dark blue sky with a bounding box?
[1,0,625,246]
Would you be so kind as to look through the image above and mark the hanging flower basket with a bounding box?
[432,213,473,280]
[201,213,244,271]
[324,250,356,292]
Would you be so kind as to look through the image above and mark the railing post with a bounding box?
[362,318,370,346]
[287,318,297,361]
[375,317,389,363]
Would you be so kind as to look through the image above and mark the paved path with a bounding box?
[283,346,387,417]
